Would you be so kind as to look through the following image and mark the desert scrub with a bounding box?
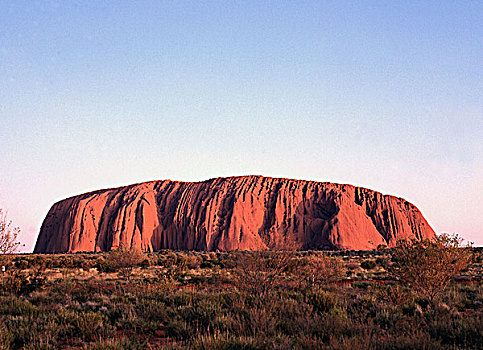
[231,251,297,300]
[87,338,150,350]
[392,233,473,303]
[97,248,145,279]
[0,250,480,349]
[192,332,258,350]
[360,260,377,270]
[306,287,338,313]
[300,253,345,287]
[0,265,46,296]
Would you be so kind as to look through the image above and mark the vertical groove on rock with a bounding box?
[34,176,436,253]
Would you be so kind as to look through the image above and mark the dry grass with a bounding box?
[0,248,481,349]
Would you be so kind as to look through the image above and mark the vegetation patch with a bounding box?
[0,240,481,349]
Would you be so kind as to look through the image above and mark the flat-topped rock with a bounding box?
[34,176,435,252]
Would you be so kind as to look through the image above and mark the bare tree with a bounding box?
[302,253,345,287]
[232,250,296,299]
[0,209,21,256]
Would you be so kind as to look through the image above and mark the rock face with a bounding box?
[34,176,435,253]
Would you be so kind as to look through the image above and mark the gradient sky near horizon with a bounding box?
[1,1,482,251]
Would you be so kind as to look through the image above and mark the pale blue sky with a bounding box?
[1,1,481,250]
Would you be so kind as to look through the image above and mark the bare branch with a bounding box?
[0,209,22,256]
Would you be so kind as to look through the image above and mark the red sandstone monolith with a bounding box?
[34,176,435,253]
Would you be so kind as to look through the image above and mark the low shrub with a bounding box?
[99,248,145,279]
[360,260,376,270]
[392,233,473,303]
[0,249,480,349]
